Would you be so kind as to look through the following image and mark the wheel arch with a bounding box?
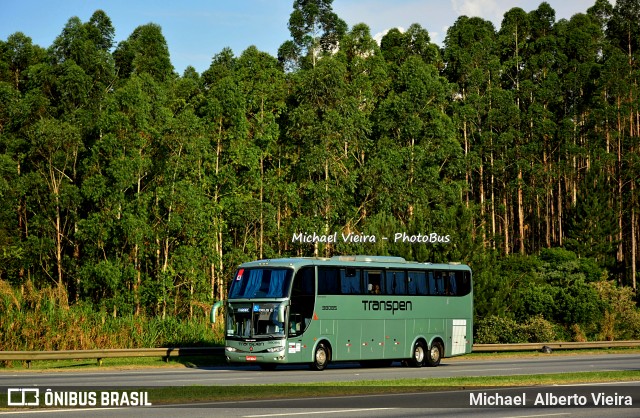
[309,338,333,370]
[429,336,446,357]
[311,338,333,360]
[408,335,428,357]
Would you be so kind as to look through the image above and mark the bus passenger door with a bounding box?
[287,266,315,363]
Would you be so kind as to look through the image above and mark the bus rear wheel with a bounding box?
[410,340,426,367]
[426,341,443,367]
[310,342,330,371]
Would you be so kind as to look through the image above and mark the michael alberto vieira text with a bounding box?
[470,391,633,407]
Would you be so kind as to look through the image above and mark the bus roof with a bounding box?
[237,255,471,271]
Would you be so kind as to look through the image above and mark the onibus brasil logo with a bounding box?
[6,388,152,407]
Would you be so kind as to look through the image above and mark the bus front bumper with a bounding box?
[225,346,287,364]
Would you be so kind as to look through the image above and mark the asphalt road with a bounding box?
[1,353,638,387]
[1,353,639,417]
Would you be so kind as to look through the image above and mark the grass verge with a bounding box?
[145,370,640,404]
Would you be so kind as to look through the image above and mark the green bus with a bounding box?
[210,255,472,370]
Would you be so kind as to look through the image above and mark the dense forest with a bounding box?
[1,0,639,350]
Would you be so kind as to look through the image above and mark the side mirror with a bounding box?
[277,303,287,323]
[210,300,224,323]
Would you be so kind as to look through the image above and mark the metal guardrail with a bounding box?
[472,340,640,352]
[0,347,224,368]
[1,341,638,368]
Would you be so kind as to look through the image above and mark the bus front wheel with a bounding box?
[310,342,330,371]
[410,340,426,367]
[426,341,443,367]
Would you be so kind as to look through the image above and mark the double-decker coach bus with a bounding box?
[210,255,472,370]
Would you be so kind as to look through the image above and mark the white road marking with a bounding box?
[244,408,395,417]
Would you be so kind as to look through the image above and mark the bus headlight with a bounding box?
[266,346,284,353]
[226,346,237,352]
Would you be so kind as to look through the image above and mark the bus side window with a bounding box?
[408,271,427,295]
[434,271,444,295]
[456,270,471,296]
[364,270,382,294]
[448,271,458,296]
[427,271,435,295]
[318,267,339,295]
[340,268,361,294]
[386,270,406,295]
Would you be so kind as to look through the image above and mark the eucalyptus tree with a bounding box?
[24,118,83,298]
[0,82,24,283]
[521,2,563,252]
[114,23,174,82]
[2,32,46,90]
[11,12,118,301]
[331,23,388,252]
[443,16,499,248]
[279,0,347,70]
[554,13,604,255]
[606,0,640,63]
[564,170,619,268]
[198,48,248,300]
[287,54,356,256]
[605,0,640,289]
[0,33,47,285]
[497,7,530,254]
[380,24,440,76]
[49,11,116,119]
[372,54,464,261]
[78,73,166,316]
[234,46,287,259]
[154,101,212,318]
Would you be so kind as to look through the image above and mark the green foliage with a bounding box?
[475,315,559,344]
[1,3,640,348]
[283,0,347,70]
[0,280,221,350]
[475,316,527,343]
[593,280,640,340]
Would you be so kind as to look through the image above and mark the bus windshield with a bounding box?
[227,302,286,338]
[229,268,293,299]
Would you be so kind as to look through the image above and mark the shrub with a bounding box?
[521,315,556,342]
[475,316,527,344]
[592,280,640,340]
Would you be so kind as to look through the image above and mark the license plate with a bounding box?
[246,356,257,361]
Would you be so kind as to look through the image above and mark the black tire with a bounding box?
[426,341,443,367]
[410,340,426,367]
[310,342,330,371]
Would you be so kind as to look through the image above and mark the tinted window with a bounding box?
[408,271,427,295]
[318,267,340,295]
[364,270,383,294]
[385,270,406,295]
[431,271,445,295]
[340,268,361,294]
[229,268,293,298]
[291,266,315,297]
[453,270,472,296]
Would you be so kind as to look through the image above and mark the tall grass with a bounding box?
[0,279,224,351]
